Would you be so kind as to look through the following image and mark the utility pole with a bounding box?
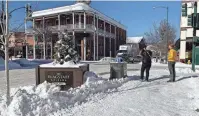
[192,2,197,72]
[25,15,28,59]
[153,6,169,63]
[5,0,10,105]
[166,6,169,63]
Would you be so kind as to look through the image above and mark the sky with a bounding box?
[8,1,181,39]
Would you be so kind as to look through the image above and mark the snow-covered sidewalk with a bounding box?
[0,68,199,116]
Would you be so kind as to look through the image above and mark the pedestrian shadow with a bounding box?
[108,75,141,81]
[127,75,141,81]
[149,75,169,82]
[177,75,198,82]
[106,75,163,94]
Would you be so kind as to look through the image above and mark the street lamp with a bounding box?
[153,6,169,63]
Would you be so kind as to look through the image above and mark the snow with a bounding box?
[126,36,143,44]
[0,67,199,115]
[83,71,105,84]
[28,59,53,64]
[0,57,21,71]
[0,63,199,116]
[12,58,39,67]
[0,78,129,116]
[39,61,87,68]
[140,60,199,68]
[99,57,115,63]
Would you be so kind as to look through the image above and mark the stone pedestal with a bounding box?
[35,64,89,90]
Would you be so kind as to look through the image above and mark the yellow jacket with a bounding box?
[168,49,177,62]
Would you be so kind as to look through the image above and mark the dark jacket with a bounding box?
[140,49,152,65]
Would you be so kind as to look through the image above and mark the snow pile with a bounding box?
[13,58,39,67]
[28,59,53,64]
[99,57,115,63]
[83,71,105,84]
[40,61,87,68]
[0,57,21,70]
[0,57,5,65]
[0,77,129,116]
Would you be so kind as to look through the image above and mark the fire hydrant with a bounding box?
[188,60,191,64]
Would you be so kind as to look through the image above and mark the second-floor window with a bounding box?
[55,19,58,25]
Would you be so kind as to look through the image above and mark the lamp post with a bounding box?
[153,6,169,63]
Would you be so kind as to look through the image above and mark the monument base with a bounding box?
[35,62,89,90]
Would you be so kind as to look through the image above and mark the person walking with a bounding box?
[140,47,152,82]
[167,44,177,82]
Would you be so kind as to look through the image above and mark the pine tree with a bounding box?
[54,30,80,65]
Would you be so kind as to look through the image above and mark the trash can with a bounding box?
[115,57,123,62]
[110,62,127,79]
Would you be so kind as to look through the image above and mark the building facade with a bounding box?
[180,1,199,63]
[31,2,127,60]
[8,32,34,58]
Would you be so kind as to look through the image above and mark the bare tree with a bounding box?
[30,26,54,59]
[144,19,177,56]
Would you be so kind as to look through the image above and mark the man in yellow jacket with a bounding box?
[167,44,177,82]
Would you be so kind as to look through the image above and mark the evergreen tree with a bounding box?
[54,30,80,65]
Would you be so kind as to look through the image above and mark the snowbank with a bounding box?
[83,71,105,84]
[140,61,199,68]
[99,57,115,63]
[0,57,5,65]
[28,59,53,64]
[0,57,21,71]
[12,58,39,67]
[40,61,87,68]
[156,67,199,74]
[0,77,130,116]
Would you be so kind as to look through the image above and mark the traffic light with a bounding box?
[182,3,187,17]
[26,3,32,18]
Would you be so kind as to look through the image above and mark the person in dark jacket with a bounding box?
[140,47,152,82]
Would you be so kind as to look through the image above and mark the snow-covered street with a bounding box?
[0,62,199,116]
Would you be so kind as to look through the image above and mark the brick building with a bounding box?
[8,32,34,58]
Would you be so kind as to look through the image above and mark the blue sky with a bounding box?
[8,1,181,39]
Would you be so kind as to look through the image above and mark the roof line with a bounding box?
[32,3,126,29]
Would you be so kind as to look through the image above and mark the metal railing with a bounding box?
[35,24,116,37]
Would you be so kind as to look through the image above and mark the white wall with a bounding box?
[179,2,199,60]
[180,30,186,59]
